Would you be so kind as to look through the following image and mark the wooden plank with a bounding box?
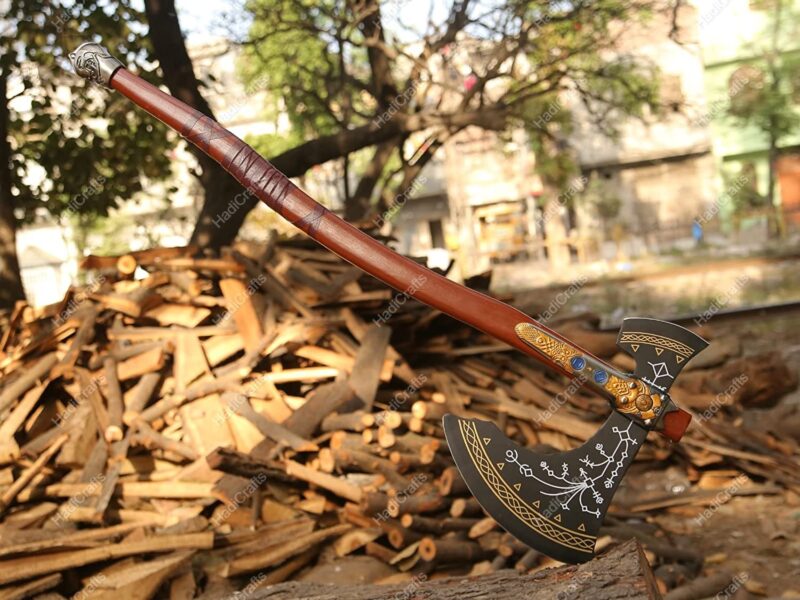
[219,278,264,351]
[0,533,214,585]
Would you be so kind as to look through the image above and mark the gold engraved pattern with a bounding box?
[619,332,693,358]
[458,418,595,555]
[606,375,662,420]
[515,323,579,367]
[515,323,661,422]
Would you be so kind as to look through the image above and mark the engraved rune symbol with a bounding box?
[648,361,671,382]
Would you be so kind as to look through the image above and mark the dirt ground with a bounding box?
[631,312,800,597]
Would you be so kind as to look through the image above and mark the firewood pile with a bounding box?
[0,237,797,599]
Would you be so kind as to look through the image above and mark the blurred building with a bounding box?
[697,0,800,228]
[565,2,717,259]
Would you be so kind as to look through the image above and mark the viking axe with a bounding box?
[68,42,709,565]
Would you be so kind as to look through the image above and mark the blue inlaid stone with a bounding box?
[593,370,609,385]
[570,356,586,371]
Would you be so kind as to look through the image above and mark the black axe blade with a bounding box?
[444,317,709,563]
[443,411,647,564]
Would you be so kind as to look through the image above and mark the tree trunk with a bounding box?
[144,0,253,249]
[0,65,26,310]
[246,540,661,600]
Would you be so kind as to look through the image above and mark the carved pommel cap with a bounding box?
[68,42,123,88]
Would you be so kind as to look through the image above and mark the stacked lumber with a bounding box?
[0,239,797,599]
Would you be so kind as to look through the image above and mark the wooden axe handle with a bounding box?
[107,67,590,373]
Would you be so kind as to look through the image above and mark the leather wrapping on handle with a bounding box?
[107,67,598,374]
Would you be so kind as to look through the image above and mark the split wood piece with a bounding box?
[169,569,196,600]
[52,307,97,378]
[0,532,214,586]
[0,573,62,600]
[122,371,162,425]
[91,288,162,319]
[340,308,417,384]
[76,367,111,438]
[0,433,68,516]
[320,448,409,489]
[257,547,319,587]
[131,421,198,462]
[0,521,159,558]
[174,332,210,393]
[136,371,243,424]
[0,383,47,464]
[244,540,661,599]
[333,528,383,557]
[387,492,448,518]
[72,550,193,600]
[470,387,598,441]
[205,446,295,485]
[430,372,466,416]
[400,514,481,535]
[219,277,265,352]
[103,357,124,442]
[59,434,108,519]
[284,459,362,503]
[348,324,392,411]
[223,523,352,577]
[91,429,134,522]
[320,411,373,433]
[117,345,168,382]
[16,480,218,502]
[260,266,314,318]
[282,380,356,439]
[0,352,57,415]
[221,392,317,452]
[88,340,169,370]
[107,324,235,342]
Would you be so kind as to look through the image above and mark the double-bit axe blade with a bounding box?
[443,411,647,564]
[444,317,710,564]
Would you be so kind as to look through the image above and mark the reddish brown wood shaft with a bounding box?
[108,68,595,377]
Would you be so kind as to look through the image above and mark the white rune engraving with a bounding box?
[649,361,671,382]
[505,422,638,518]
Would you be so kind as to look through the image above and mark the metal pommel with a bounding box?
[68,42,123,88]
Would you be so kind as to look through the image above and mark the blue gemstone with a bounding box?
[593,370,609,384]
[570,356,586,371]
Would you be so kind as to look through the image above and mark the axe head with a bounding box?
[444,317,708,564]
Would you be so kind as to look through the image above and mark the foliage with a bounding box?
[3,0,174,226]
[725,0,800,180]
[238,0,666,217]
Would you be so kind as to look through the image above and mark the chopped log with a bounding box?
[419,537,490,564]
[241,540,660,599]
